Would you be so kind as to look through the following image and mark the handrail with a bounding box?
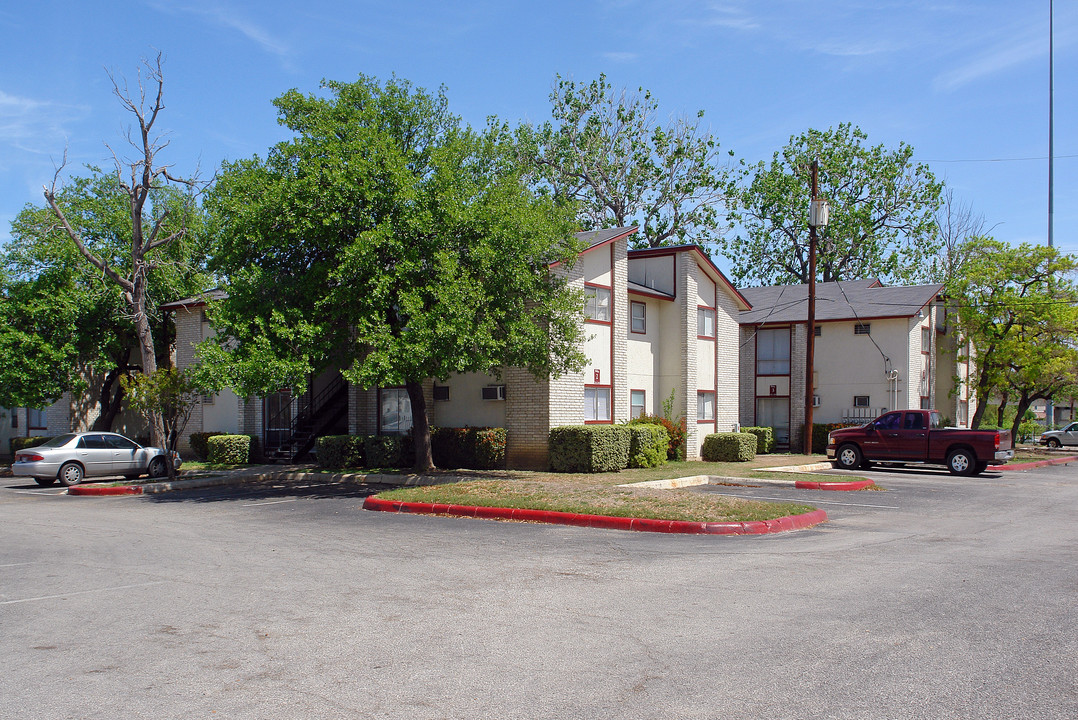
[264,373,348,459]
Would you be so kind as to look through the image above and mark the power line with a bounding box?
[926,153,1077,164]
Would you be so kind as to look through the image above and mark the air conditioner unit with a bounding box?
[482,385,507,401]
[812,395,821,407]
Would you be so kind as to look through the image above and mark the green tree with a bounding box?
[947,237,1078,445]
[41,54,204,445]
[2,171,208,428]
[202,75,587,471]
[121,368,200,480]
[723,123,943,286]
[522,73,730,249]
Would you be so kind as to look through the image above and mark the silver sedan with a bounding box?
[12,432,181,487]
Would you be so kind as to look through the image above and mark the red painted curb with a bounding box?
[1000,456,1076,471]
[68,484,144,496]
[362,496,827,535]
[795,479,875,491]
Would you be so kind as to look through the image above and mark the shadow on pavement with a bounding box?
[142,478,398,504]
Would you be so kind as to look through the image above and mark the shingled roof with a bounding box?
[738,279,943,326]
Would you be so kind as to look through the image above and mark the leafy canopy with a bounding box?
[522,73,730,250]
[202,75,587,398]
[723,123,942,286]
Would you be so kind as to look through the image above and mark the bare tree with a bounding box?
[931,188,995,285]
[42,53,200,446]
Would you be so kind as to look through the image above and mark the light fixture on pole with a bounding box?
[804,160,829,455]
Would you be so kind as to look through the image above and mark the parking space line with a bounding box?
[241,498,298,507]
[1,581,166,605]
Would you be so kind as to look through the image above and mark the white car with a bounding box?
[13,432,180,487]
[1040,422,1078,448]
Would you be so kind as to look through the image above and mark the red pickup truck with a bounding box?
[826,409,1014,476]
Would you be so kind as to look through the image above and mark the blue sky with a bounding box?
[2,1,1074,276]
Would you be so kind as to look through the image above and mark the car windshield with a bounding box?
[38,434,78,448]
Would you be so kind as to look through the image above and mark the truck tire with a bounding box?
[835,444,863,471]
[947,449,975,476]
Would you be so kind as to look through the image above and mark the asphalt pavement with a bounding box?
[1,462,1076,719]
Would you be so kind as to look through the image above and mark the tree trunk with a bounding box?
[995,393,1008,429]
[406,380,434,472]
[1010,392,1034,450]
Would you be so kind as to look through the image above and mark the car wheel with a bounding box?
[947,449,975,476]
[148,457,168,479]
[57,462,84,487]
[1047,438,1061,449]
[835,444,863,470]
[34,477,57,487]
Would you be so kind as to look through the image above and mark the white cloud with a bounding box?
[145,1,290,57]
[602,51,639,63]
[702,2,759,30]
[0,90,87,155]
[933,33,1044,92]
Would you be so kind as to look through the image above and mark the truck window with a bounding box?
[903,413,924,430]
[875,413,902,430]
[930,412,942,429]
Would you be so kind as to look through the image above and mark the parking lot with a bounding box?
[2,462,1076,719]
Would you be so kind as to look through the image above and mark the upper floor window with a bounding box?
[921,326,931,352]
[630,301,646,333]
[697,307,715,338]
[757,328,790,375]
[584,286,611,322]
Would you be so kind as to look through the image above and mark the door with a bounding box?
[263,391,292,453]
[75,434,116,477]
[106,434,144,474]
[1062,422,1078,445]
[756,397,790,449]
[864,412,904,460]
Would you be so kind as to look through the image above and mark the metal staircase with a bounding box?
[264,374,349,463]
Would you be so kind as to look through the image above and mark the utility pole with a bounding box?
[804,160,827,455]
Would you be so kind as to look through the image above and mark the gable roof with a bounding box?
[160,288,228,311]
[738,280,943,326]
[629,244,752,310]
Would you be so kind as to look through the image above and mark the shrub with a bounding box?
[316,435,365,469]
[11,436,53,454]
[701,432,757,462]
[189,431,227,462]
[741,426,774,454]
[812,422,860,454]
[627,424,669,468]
[431,427,508,470]
[364,435,410,468]
[549,425,631,473]
[627,414,685,460]
[206,434,252,464]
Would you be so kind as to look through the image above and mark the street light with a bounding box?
[804,160,829,455]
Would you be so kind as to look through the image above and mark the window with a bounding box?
[584,286,611,322]
[379,388,413,435]
[697,307,715,338]
[585,387,611,422]
[28,408,47,430]
[903,413,924,430]
[756,397,790,447]
[202,394,215,405]
[920,397,931,410]
[854,323,871,335]
[630,390,646,419]
[105,434,139,450]
[853,395,871,407]
[630,301,646,334]
[921,326,931,351]
[697,391,715,421]
[433,385,450,402]
[757,328,791,375]
[814,325,822,337]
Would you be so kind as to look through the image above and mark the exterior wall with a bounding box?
[677,253,701,458]
[429,372,507,428]
[626,295,664,418]
[174,305,241,455]
[713,267,741,434]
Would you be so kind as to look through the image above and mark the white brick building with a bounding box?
[166,227,750,467]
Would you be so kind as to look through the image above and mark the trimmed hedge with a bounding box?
[364,435,414,468]
[206,434,252,464]
[701,432,757,462]
[431,427,507,470]
[627,424,669,468]
[316,435,366,469]
[549,425,631,473]
[812,422,860,454]
[189,431,227,462]
[11,436,53,454]
[628,414,685,460]
[741,426,774,454]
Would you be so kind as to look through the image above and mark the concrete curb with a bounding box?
[1000,456,1076,471]
[362,496,828,535]
[68,484,144,496]
[623,470,873,491]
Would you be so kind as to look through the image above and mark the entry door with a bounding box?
[76,434,116,477]
[263,391,292,452]
[756,398,790,449]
